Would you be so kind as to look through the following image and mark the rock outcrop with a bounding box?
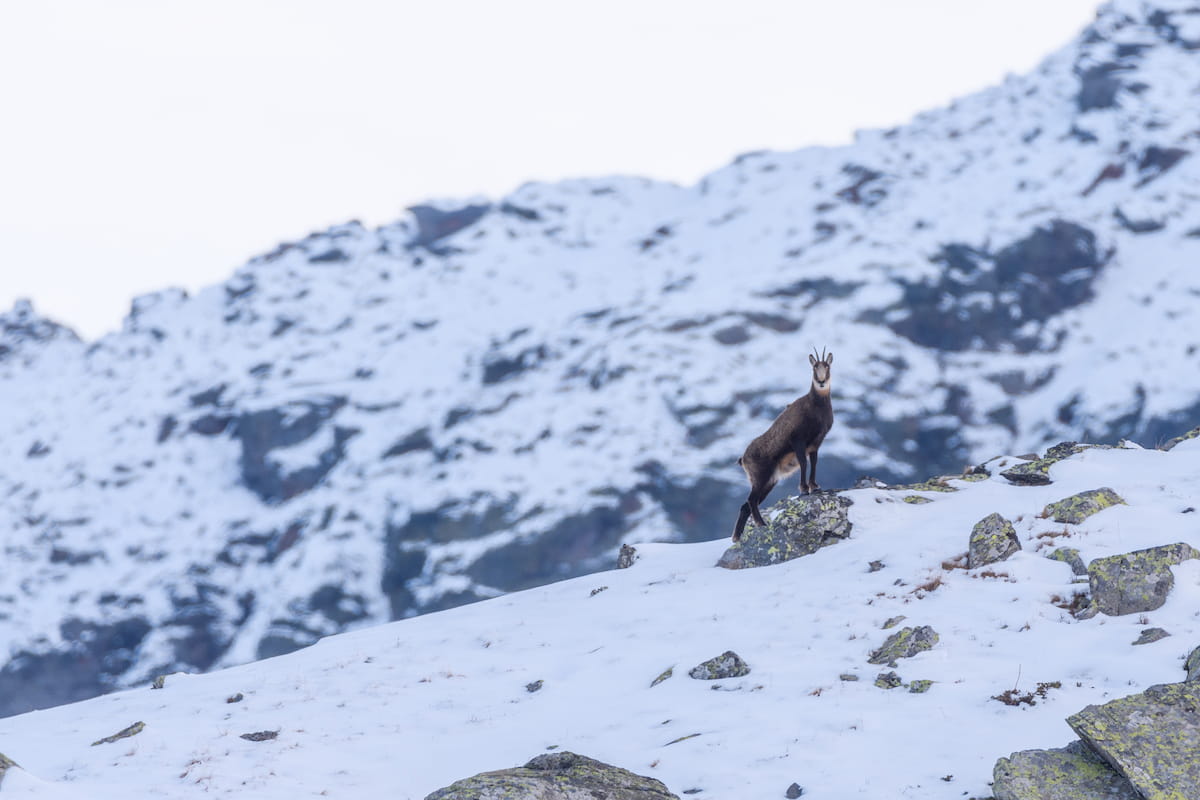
[423,752,680,800]
[1086,543,1199,616]
[968,512,1020,568]
[1041,488,1125,524]
[688,651,750,680]
[1068,682,1200,800]
[993,740,1138,800]
[867,626,939,666]
[1000,443,1107,486]
[716,493,853,569]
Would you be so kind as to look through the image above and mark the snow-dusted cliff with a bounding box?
[2,0,1199,716]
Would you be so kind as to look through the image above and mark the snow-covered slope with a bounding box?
[3,0,1200,716]
[1,439,1198,798]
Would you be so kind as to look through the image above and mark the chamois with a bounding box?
[732,348,834,542]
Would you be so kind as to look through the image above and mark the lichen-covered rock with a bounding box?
[1161,425,1200,451]
[1087,543,1200,616]
[868,626,939,666]
[1042,488,1125,524]
[688,651,750,680]
[617,544,638,569]
[717,493,853,570]
[1185,646,1200,682]
[968,513,1020,568]
[1132,627,1170,646]
[1000,442,1105,486]
[0,752,16,787]
[908,680,933,694]
[874,671,902,689]
[1048,547,1087,576]
[424,751,680,800]
[1068,682,1200,800]
[992,740,1139,800]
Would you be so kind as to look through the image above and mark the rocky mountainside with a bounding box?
[0,436,1198,798]
[3,0,1200,716]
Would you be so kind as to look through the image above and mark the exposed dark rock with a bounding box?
[1087,543,1200,616]
[308,247,348,263]
[1068,682,1200,800]
[881,222,1106,353]
[525,680,543,693]
[1186,646,1200,682]
[189,384,227,407]
[968,512,1020,568]
[424,751,679,800]
[466,501,632,591]
[617,544,638,569]
[993,740,1139,800]
[232,397,352,503]
[0,615,152,717]
[156,415,178,443]
[785,782,804,798]
[382,428,434,459]
[1075,62,1128,111]
[688,651,750,680]
[717,493,853,569]
[408,203,491,251]
[482,342,549,384]
[1132,627,1170,646]
[1042,488,1125,524]
[1135,145,1189,186]
[713,325,751,345]
[189,414,233,436]
[867,626,939,666]
[1113,207,1164,234]
[240,730,279,742]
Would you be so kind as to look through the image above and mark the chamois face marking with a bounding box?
[809,350,833,395]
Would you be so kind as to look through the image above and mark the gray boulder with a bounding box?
[0,752,16,788]
[1186,646,1200,682]
[1000,442,1104,486]
[1041,488,1125,524]
[867,626,939,666]
[1087,543,1200,616]
[424,752,679,800]
[1161,425,1200,451]
[1068,682,1200,800]
[968,513,1020,568]
[1048,547,1087,576]
[688,651,750,680]
[1131,627,1170,646]
[717,493,853,569]
[993,740,1138,800]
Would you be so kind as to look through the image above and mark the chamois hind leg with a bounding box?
[733,502,753,542]
[808,448,820,493]
[797,448,809,494]
[748,479,775,528]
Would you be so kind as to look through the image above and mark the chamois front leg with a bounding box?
[807,447,820,493]
[796,447,810,494]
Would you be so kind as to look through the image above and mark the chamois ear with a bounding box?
[826,351,833,365]
[809,354,817,367]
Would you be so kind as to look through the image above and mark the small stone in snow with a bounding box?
[526,680,544,693]
[786,781,804,797]
[240,730,278,742]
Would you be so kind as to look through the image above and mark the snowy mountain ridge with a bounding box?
[0,438,1198,798]
[3,0,1200,716]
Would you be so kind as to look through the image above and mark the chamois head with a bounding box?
[809,348,833,394]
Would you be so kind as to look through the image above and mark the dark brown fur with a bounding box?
[732,350,834,541]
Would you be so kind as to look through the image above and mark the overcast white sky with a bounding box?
[1,0,1101,339]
